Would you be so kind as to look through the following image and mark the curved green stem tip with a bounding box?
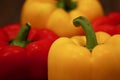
[73,16,98,51]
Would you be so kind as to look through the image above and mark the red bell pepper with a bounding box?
[0,29,9,51]
[26,27,59,80]
[0,24,30,80]
[0,23,59,80]
[92,12,120,35]
[2,23,21,39]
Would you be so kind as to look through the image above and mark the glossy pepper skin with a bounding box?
[0,24,30,80]
[21,0,103,37]
[0,23,59,80]
[92,12,120,35]
[26,28,59,80]
[48,16,120,80]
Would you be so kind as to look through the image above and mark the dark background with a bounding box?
[0,0,120,26]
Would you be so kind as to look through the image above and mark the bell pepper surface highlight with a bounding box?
[21,0,103,37]
[48,16,120,80]
[92,12,120,35]
[0,23,59,80]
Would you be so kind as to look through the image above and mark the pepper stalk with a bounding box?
[56,0,77,12]
[9,23,31,48]
[73,16,98,51]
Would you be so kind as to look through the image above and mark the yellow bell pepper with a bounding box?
[21,0,104,37]
[48,16,120,80]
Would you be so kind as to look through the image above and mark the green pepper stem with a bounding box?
[56,0,77,12]
[73,16,98,51]
[9,23,31,48]
[16,23,30,41]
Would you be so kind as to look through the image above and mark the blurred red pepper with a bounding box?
[0,23,59,80]
[27,27,59,80]
[2,23,21,40]
[0,29,9,51]
[92,12,120,35]
[0,24,30,80]
[0,46,30,80]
